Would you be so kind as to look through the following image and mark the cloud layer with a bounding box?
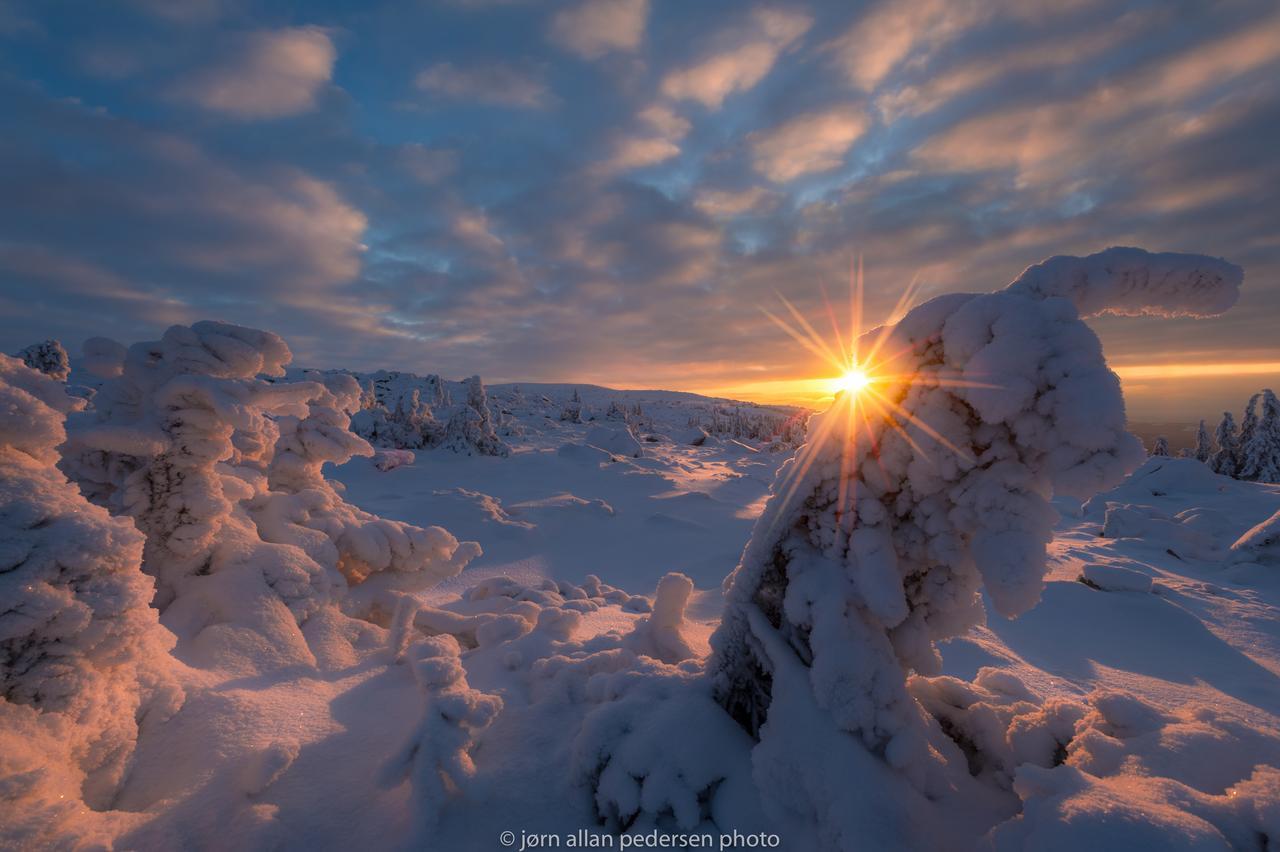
[0,0,1277,423]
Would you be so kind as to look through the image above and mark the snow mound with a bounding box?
[510,492,616,518]
[1229,508,1280,565]
[372,448,415,471]
[585,424,644,459]
[1083,457,1229,517]
[1079,563,1153,593]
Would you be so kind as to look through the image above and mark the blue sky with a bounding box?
[1,0,1277,419]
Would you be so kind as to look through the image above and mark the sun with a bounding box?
[832,365,872,397]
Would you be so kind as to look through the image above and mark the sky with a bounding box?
[0,0,1277,423]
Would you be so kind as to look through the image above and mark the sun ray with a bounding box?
[758,259,1004,532]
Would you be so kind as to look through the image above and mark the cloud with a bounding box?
[549,0,648,59]
[398,143,459,184]
[750,106,868,182]
[597,136,681,174]
[693,186,776,218]
[660,7,811,109]
[637,103,690,139]
[591,102,691,175]
[171,26,336,118]
[0,78,368,359]
[911,13,1280,185]
[873,10,1150,121]
[414,61,551,108]
[827,0,1096,91]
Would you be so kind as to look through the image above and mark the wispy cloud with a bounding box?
[171,26,336,118]
[415,61,551,108]
[549,0,648,59]
[661,7,811,109]
[750,106,868,182]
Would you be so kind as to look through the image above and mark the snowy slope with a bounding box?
[88,436,1280,851]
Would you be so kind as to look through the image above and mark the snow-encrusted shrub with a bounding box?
[1150,436,1170,457]
[252,371,482,619]
[700,247,1242,844]
[351,372,509,456]
[0,355,180,835]
[380,634,502,837]
[14,339,70,381]
[58,321,480,671]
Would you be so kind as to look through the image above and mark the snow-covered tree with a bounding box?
[1210,412,1240,477]
[59,321,481,669]
[1193,419,1213,463]
[702,247,1242,844]
[352,373,506,456]
[561,387,584,423]
[0,355,180,831]
[1240,389,1280,483]
[1240,392,1261,452]
[1150,436,1170,456]
[14,339,70,381]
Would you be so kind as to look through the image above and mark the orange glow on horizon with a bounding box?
[695,360,1280,409]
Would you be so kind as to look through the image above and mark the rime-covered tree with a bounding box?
[1241,389,1280,483]
[1240,392,1262,450]
[14,339,70,381]
[59,321,481,671]
[561,387,584,423]
[1150,436,1170,456]
[0,355,180,832]
[1211,412,1240,477]
[1193,419,1213,463]
[701,247,1242,846]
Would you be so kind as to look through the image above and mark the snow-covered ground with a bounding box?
[113,421,1280,850]
[6,248,1280,851]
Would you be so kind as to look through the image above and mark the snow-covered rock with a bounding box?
[1228,508,1280,565]
[372,448,415,471]
[584,424,644,458]
[1079,563,1154,593]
